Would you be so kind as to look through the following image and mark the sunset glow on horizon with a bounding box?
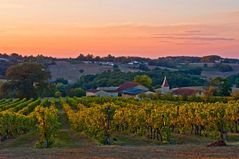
[1,0,239,58]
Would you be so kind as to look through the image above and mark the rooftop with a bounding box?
[122,88,146,95]
[172,88,203,96]
[117,82,140,92]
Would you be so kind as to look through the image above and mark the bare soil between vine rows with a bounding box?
[0,144,239,159]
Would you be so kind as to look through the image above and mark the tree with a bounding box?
[138,64,150,71]
[36,83,57,97]
[68,88,86,97]
[113,64,120,72]
[4,63,50,98]
[55,78,68,85]
[216,64,233,72]
[235,78,239,88]
[201,55,222,63]
[55,91,62,97]
[79,69,84,73]
[219,80,232,96]
[204,86,216,99]
[210,77,232,96]
[134,75,152,87]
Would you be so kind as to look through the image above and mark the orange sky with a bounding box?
[0,0,239,58]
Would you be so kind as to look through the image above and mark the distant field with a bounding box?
[48,61,141,83]
[48,61,239,84]
[48,61,113,83]
[186,63,239,79]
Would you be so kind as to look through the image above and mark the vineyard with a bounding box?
[0,97,239,158]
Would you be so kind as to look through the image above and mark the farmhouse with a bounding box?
[86,87,118,97]
[171,87,206,97]
[86,82,149,97]
[86,77,209,98]
[117,82,149,97]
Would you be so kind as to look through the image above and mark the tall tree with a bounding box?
[210,77,231,96]
[134,75,152,87]
[3,63,50,98]
[235,78,239,88]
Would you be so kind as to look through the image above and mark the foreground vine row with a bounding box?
[0,98,60,148]
[63,97,239,144]
[1,97,239,147]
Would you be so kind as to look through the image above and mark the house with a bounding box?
[128,61,140,65]
[99,62,114,66]
[96,87,119,97]
[117,82,149,97]
[121,88,147,97]
[86,82,149,98]
[171,86,206,97]
[86,87,118,97]
[86,89,98,96]
[155,76,171,94]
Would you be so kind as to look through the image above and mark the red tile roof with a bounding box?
[172,88,202,96]
[117,82,139,92]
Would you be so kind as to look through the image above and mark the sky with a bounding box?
[0,0,239,58]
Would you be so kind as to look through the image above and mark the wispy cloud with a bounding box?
[173,42,212,45]
[152,33,215,36]
[229,11,239,16]
[151,36,235,41]
[185,30,202,33]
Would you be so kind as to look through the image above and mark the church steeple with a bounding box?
[161,76,169,88]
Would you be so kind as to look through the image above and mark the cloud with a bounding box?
[152,33,215,36]
[152,30,224,38]
[229,11,239,16]
[173,42,211,45]
[151,36,235,41]
[185,30,202,33]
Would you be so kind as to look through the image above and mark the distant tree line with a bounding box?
[1,53,239,69]
[73,67,207,90]
[227,74,239,88]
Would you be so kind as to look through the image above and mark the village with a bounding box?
[86,76,207,98]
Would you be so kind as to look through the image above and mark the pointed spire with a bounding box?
[161,76,169,88]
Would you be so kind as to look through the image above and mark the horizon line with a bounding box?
[1,52,239,60]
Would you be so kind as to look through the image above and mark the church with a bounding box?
[156,76,170,94]
[156,76,205,97]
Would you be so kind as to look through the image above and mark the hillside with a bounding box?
[48,61,143,84]
[1,54,239,86]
